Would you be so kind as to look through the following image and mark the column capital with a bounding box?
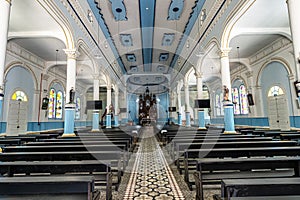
[107,84,112,90]
[219,48,231,58]
[194,71,203,78]
[5,0,12,4]
[63,49,80,59]
[92,74,100,80]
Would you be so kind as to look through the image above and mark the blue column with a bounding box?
[198,109,206,130]
[185,112,191,127]
[177,113,182,126]
[63,104,76,136]
[223,102,236,133]
[114,115,119,127]
[0,98,4,133]
[92,111,99,131]
[106,114,112,128]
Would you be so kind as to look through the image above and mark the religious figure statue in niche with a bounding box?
[223,85,230,101]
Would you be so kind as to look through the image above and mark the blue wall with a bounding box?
[157,93,169,123]
[260,61,292,116]
[128,93,138,124]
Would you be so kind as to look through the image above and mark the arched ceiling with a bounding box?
[7,0,291,93]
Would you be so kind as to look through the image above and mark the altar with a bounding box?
[138,87,157,126]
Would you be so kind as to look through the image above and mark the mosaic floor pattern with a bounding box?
[124,127,184,200]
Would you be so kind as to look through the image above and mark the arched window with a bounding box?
[48,88,64,119]
[75,97,81,120]
[268,86,284,97]
[56,91,63,119]
[239,85,249,114]
[231,84,249,115]
[215,92,224,116]
[11,90,28,101]
[232,87,240,114]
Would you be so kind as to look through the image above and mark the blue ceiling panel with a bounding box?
[120,34,133,46]
[139,0,156,72]
[159,53,169,61]
[170,0,206,69]
[167,0,185,20]
[87,0,127,74]
[126,54,136,62]
[109,0,127,21]
[162,33,175,46]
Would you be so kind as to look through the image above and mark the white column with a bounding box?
[246,71,257,116]
[177,83,182,113]
[63,49,79,102]
[106,84,112,128]
[286,0,300,79]
[184,81,190,111]
[220,48,236,133]
[0,0,11,89]
[220,48,232,101]
[63,49,79,136]
[196,72,203,99]
[0,0,12,123]
[106,85,112,113]
[93,78,99,101]
[114,86,119,127]
[91,77,100,131]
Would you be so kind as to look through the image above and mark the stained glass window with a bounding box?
[56,91,63,119]
[11,91,28,101]
[48,88,63,119]
[75,97,81,120]
[239,85,249,114]
[48,88,56,119]
[268,86,284,97]
[232,87,240,114]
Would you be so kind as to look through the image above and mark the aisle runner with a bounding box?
[124,127,184,199]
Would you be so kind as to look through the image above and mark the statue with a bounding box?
[223,85,229,101]
[69,87,75,103]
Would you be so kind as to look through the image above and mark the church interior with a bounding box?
[1,0,300,199]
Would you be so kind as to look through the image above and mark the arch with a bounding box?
[48,79,66,94]
[36,0,75,49]
[221,0,256,49]
[4,62,38,91]
[77,39,97,74]
[256,58,292,86]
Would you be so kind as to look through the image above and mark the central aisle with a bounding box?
[124,126,184,199]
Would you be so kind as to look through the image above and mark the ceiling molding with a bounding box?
[109,0,127,21]
[167,0,185,20]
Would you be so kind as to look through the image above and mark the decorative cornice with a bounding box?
[63,49,80,59]
[219,48,231,58]
[249,37,292,64]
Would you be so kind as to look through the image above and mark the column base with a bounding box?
[61,133,77,137]
[223,130,237,134]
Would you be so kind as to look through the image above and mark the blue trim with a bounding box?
[139,0,156,72]
[170,0,206,68]
[0,122,6,134]
[88,0,126,74]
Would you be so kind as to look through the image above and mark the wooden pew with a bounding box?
[183,146,300,190]
[221,178,300,199]
[0,161,112,200]
[281,133,300,141]
[0,151,122,192]
[193,157,300,200]
[0,175,99,200]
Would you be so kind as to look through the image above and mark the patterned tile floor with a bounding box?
[123,126,184,199]
[98,126,220,199]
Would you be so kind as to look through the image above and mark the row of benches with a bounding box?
[160,125,300,200]
[0,127,139,200]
